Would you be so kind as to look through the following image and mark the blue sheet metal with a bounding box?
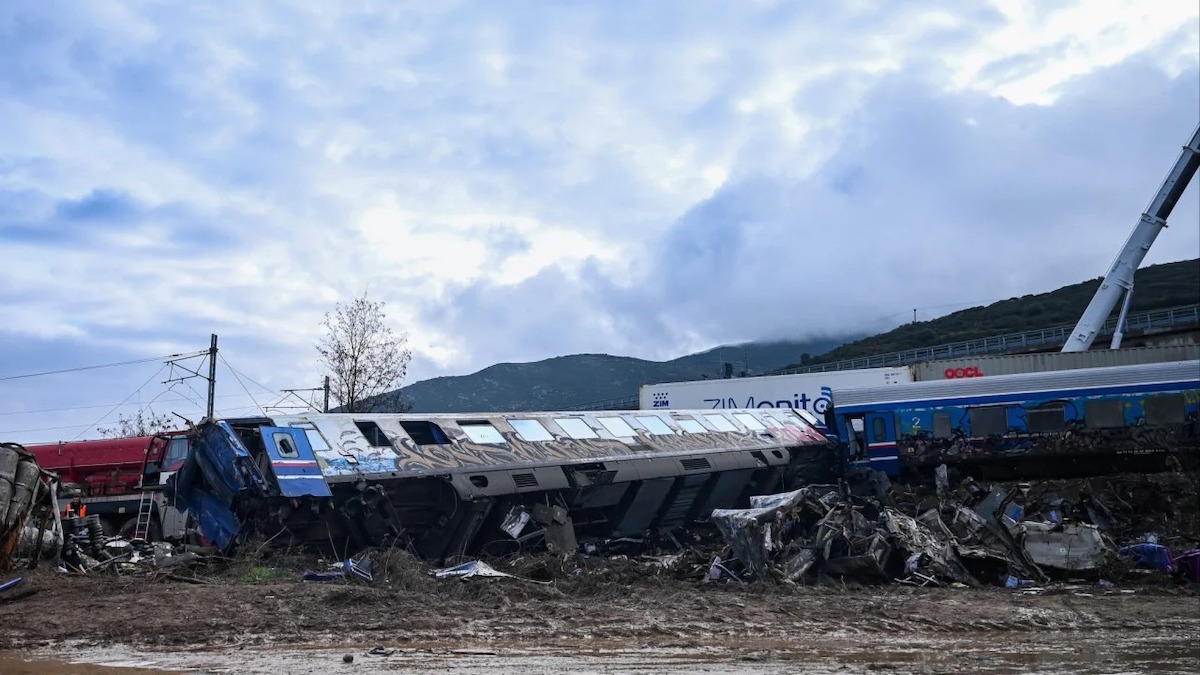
[258,427,332,498]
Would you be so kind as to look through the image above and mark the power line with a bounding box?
[0,350,208,382]
[218,354,266,417]
[0,392,263,417]
[70,363,170,441]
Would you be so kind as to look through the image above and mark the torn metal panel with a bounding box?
[1020,522,1108,571]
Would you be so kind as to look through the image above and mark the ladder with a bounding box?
[131,490,155,541]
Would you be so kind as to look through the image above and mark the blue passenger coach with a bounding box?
[828,360,1200,480]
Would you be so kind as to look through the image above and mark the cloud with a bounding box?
[0,0,1197,442]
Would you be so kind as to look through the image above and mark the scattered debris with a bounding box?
[708,467,1199,587]
[303,555,374,583]
[431,560,547,584]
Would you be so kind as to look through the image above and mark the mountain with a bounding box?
[398,337,851,412]
[779,258,1200,370]
[394,257,1199,412]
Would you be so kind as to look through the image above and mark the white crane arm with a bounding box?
[1061,123,1200,352]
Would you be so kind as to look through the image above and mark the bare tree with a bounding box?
[98,410,176,438]
[317,291,412,413]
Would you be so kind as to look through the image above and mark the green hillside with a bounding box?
[780,258,1199,370]
[399,337,849,413]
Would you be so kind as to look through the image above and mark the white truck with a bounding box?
[639,367,911,416]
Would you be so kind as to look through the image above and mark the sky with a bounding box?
[1,0,1199,443]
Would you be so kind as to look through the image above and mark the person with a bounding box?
[64,495,86,518]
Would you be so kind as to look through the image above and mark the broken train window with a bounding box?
[399,420,452,445]
[272,432,300,458]
[354,420,393,447]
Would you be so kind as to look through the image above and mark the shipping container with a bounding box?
[916,344,1200,381]
[639,367,912,416]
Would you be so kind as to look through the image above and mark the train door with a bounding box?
[864,411,899,476]
[258,427,332,498]
[842,415,867,465]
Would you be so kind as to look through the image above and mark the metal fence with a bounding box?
[779,303,1200,375]
[563,303,1200,411]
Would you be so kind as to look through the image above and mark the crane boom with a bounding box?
[1061,123,1200,353]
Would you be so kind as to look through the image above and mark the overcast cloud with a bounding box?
[2,0,1198,443]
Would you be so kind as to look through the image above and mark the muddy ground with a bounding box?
[3,471,1198,672]
[2,556,1199,674]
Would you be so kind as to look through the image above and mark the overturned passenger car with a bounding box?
[167,409,836,560]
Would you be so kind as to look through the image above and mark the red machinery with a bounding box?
[22,434,182,536]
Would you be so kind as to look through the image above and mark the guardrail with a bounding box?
[562,303,1200,411]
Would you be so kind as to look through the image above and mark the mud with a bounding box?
[3,564,1199,673]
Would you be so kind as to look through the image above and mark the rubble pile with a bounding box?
[709,468,1200,587]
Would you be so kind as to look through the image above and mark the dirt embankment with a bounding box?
[3,557,1199,652]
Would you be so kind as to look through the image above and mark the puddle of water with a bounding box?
[10,630,1200,675]
[0,650,177,675]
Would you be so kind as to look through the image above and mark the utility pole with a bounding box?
[324,376,330,413]
[206,334,218,418]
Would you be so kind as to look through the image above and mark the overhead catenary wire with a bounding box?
[0,350,208,382]
[218,353,266,417]
[70,363,170,441]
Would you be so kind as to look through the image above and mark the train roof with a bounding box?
[255,408,828,482]
[831,359,1200,409]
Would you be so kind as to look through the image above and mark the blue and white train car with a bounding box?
[168,407,836,559]
[828,360,1200,480]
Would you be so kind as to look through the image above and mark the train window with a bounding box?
[968,406,1007,436]
[554,417,599,439]
[790,409,821,427]
[675,417,707,433]
[598,417,637,438]
[165,437,191,466]
[290,423,331,452]
[354,421,393,447]
[703,414,739,432]
[733,413,766,431]
[1084,399,1125,428]
[871,417,888,442]
[272,432,300,458]
[932,411,952,439]
[398,420,451,445]
[635,415,675,435]
[458,421,507,445]
[1144,395,1186,425]
[767,412,802,429]
[510,419,554,442]
[1027,405,1065,433]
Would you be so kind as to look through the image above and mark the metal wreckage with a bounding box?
[165,409,839,561]
[160,409,1200,586]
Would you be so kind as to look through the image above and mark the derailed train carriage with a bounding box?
[167,408,836,559]
[829,359,1200,480]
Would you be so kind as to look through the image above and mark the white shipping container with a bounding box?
[639,367,912,416]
